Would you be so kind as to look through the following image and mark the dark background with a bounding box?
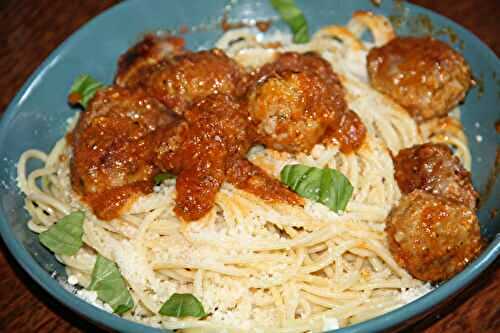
[0,0,499,332]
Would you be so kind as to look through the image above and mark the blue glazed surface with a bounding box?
[0,1,498,332]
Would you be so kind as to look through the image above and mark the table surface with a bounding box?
[0,0,499,332]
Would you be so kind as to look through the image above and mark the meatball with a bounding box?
[70,86,180,220]
[140,49,248,114]
[385,190,482,282]
[393,143,478,209]
[247,52,351,153]
[248,71,334,153]
[115,34,185,87]
[367,37,472,122]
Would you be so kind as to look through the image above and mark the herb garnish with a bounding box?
[280,164,353,212]
[88,255,134,314]
[159,293,206,318]
[154,172,176,186]
[39,211,85,256]
[68,74,103,108]
[270,0,310,43]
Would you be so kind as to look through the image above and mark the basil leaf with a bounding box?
[69,74,104,109]
[159,293,206,318]
[154,172,176,186]
[88,255,134,314]
[281,164,310,189]
[280,164,353,212]
[294,167,322,201]
[270,0,310,43]
[328,169,354,211]
[39,211,85,256]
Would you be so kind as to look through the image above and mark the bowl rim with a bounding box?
[0,1,499,332]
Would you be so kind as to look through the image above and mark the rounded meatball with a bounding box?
[144,49,248,114]
[367,37,472,122]
[71,86,180,220]
[247,52,349,153]
[386,190,482,282]
[393,143,478,209]
[247,71,334,153]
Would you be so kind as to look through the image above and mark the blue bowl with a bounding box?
[0,1,498,332]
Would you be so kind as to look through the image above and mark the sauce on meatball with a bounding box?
[393,143,478,209]
[367,37,472,122]
[248,70,336,153]
[141,49,248,114]
[70,86,179,220]
[248,52,366,154]
[70,47,370,222]
[385,190,482,282]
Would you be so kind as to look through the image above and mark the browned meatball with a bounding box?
[393,143,478,209]
[367,37,472,122]
[137,49,248,114]
[247,52,356,153]
[115,34,185,87]
[386,190,482,282]
[247,70,334,153]
[70,86,180,220]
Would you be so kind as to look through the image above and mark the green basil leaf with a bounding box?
[270,0,310,43]
[280,164,353,212]
[330,169,354,211]
[39,211,85,256]
[281,164,309,189]
[159,293,206,318]
[318,168,335,206]
[154,171,176,186]
[294,167,322,201]
[88,255,134,314]
[69,74,104,109]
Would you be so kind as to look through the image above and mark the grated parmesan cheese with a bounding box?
[57,274,113,313]
[399,283,434,304]
[76,289,113,313]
